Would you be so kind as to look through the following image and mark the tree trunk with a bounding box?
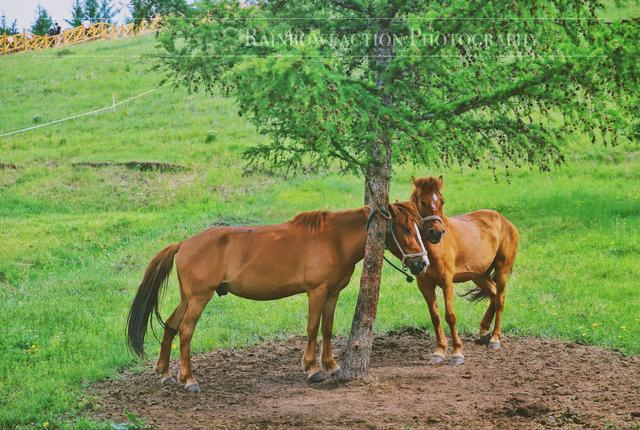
[363,180,372,205]
[339,22,394,381]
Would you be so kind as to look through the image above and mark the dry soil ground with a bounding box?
[92,328,640,429]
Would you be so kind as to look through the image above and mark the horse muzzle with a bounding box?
[427,228,444,244]
[407,258,428,276]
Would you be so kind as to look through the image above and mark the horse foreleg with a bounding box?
[303,285,328,383]
[320,290,341,375]
[443,280,464,365]
[155,299,187,384]
[417,277,448,364]
[177,297,209,392]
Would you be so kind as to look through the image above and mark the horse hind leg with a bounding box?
[470,275,497,346]
[155,298,188,384]
[487,218,519,349]
[177,291,214,392]
[488,265,510,350]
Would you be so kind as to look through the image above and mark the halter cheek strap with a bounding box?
[366,206,429,283]
[390,222,429,266]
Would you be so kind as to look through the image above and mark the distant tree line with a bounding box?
[130,0,187,26]
[0,14,18,36]
[67,0,117,26]
[9,0,184,37]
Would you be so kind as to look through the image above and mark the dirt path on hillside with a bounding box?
[92,328,640,429]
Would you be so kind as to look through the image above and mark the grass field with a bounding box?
[1,5,639,428]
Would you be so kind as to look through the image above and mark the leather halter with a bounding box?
[367,206,429,266]
[421,214,445,236]
[421,214,444,226]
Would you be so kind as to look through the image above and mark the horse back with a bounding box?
[175,221,353,300]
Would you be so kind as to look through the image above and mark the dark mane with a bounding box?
[289,210,328,233]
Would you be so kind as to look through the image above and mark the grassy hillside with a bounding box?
[1,13,639,429]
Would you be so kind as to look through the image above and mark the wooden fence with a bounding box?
[0,17,162,55]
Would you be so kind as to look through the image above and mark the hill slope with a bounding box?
[0,25,639,429]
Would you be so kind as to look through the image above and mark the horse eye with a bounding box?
[402,226,410,234]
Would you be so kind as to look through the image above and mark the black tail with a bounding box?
[459,286,491,302]
[126,243,181,357]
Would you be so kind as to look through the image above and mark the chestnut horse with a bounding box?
[126,202,428,392]
[410,176,519,365]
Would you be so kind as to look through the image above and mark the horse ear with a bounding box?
[411,175,417,185]
[438,175,444,189]
[388,204,397,217]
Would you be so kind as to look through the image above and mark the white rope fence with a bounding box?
[0,80,174,138]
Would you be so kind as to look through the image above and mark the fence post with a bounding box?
[2,36,7,55]
[23,31,27,52]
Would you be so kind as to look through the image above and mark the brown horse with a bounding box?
[409,176,519,365]
[126,202,428,392]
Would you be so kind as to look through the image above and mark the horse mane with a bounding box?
[390,201,422,226]
[289,210,329,233]
[411,176,443,203]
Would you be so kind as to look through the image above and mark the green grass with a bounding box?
[1,18,639,430]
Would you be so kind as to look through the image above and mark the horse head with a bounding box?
[411,175,446,244]
[388,201,429,275]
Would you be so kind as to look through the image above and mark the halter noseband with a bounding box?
[421,214,444,226]
[421,214,445,236]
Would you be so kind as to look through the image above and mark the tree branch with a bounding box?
[330,0,366,14]
[415,62,574,121]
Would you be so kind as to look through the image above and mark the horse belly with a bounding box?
[227,280,307,301]
[221,233,325,300]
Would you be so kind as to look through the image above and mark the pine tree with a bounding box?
[83,0,100,23]
[98,0,116,24]
[31,5,53,36]
[66,0,84,27]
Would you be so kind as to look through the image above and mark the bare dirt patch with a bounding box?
[92,328,640,429]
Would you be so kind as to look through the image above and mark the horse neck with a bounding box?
[330,207,369,263]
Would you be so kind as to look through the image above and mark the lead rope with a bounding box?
[367,206,415,283]
[383,254,415,283]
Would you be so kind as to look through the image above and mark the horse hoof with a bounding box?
[430,354,445,365]
[161,376,177,385]
[449,355,465,366]
[488,340,501,350]
[478,333,491,346]
[307,371,329,383]
[325,364,341,375]
[185,383,201,393]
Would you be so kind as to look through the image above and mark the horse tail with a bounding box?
[460,286,492,302]
[126,243,181,357]
[460,267,494,302]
